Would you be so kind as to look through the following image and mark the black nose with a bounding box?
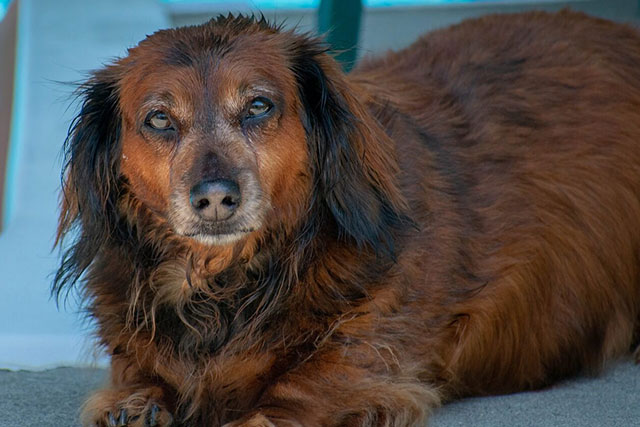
[189,179,241,221]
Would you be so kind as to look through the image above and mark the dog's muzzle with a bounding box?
[189,179,241,222]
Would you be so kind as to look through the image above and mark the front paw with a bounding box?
[81,386,173,427]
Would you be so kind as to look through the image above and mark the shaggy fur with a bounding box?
[55,10,640,427]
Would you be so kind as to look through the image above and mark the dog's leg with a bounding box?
[224,348,441,427]
[80,355,175,427]
[81,386,173,427]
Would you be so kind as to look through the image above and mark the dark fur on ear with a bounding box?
[53,68,123,303]
[290,38,408,257]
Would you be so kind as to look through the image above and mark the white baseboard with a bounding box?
[0,334,109,371]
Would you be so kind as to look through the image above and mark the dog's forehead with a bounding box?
[117,19,295,107]
[113,22,295,118]
[134,17,287,67]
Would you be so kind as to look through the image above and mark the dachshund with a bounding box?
[55,10,640,426]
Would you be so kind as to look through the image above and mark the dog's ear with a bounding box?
[54,68,123,301]
[290,37,407,256]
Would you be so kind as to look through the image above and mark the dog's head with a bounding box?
[56,15,405,290]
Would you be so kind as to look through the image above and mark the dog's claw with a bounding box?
[117,408,128,426]
[146,404,159,426]
[107,412,118,427]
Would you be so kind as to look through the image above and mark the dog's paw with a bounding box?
[81,386,173,427]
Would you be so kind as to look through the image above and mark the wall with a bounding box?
[0,0,638,369]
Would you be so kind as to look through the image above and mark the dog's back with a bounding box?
[352,10,640,395]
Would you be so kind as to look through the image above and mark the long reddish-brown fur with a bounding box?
[55,10,640,426]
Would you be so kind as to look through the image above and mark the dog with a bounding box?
[55,10,640,426]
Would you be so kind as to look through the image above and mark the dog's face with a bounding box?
[116,22,310,246]
[58,16,405,267]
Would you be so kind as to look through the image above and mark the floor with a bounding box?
[1,361,638,426]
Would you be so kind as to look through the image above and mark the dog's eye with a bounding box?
[146,111,174,131]
[246,97,273,119]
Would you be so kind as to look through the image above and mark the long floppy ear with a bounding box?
[53,68,123,302]
[290,37,408,256]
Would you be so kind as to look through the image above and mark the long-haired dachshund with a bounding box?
[55,10,640,426]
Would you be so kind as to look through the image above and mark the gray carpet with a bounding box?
[0,360,637,426]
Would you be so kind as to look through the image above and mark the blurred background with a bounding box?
[0,0,639,370]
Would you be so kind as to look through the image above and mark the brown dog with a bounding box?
[55,10,640,426]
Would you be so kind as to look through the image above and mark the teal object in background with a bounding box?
[0,0,11,19]
[160,0,497,7]
[160,0,321,8]
[318,0,362,71]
